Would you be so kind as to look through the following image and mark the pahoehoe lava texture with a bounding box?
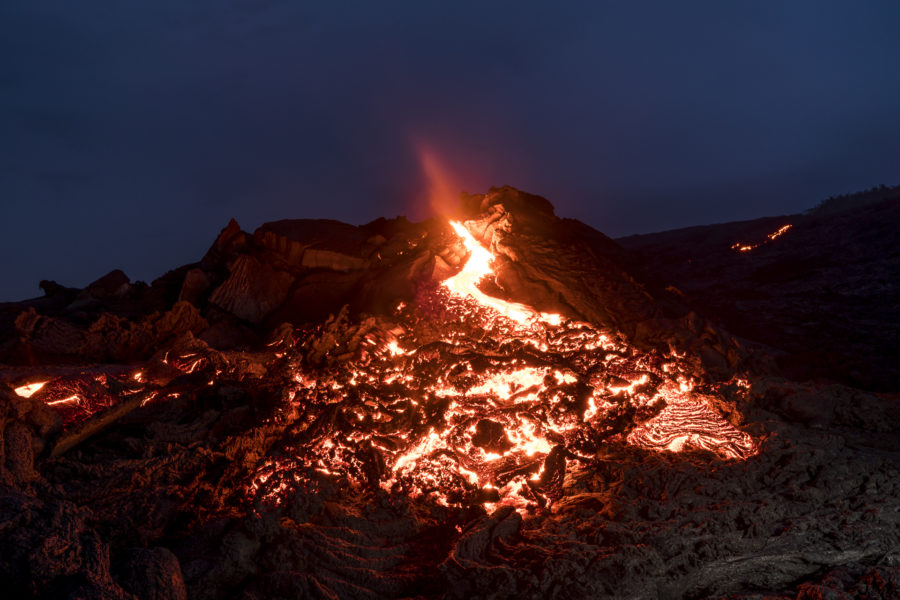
[1,187,898,599]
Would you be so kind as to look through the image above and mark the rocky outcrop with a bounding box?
[200,218,249,273]
[12,301,208,363]
[201,215,464,325]
[177,268,210,306]
[86,269,132,300]
[1,187,761,376]
[457,187,753,377]
[116,547,187,600]
[209,255,295,324]
[1,186,898,599]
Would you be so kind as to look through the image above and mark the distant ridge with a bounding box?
[808,182,900,216]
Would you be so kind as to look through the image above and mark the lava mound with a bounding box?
[1,187,898,599]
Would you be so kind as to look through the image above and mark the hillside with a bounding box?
[619,195,900,392]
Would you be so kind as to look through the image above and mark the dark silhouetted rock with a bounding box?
[471,418,513,453]
[177,267,211,307]
[0,186,898,600]
[39,279,78,299]
[14,301,208,362]
[209,255,295,324]
[117,547,187,600]
[620,196,900,391]
[201,218,249,272]
[87,269,131,300]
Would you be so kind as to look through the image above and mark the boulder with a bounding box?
[14,302,208,363]
[116,547,187,600]
[201,219,249,272]
[177,268,211,306]
[462,187,659,331]
[84,301,209,361]
[86,270,131,300]
[254,218,369,272]
[209,255,294,324]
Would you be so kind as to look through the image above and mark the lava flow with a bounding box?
[731,223,793,252]
[247,219,757,511]
[13,217,756,512]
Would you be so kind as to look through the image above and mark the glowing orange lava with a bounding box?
[731,223,793,252]
[443,221,561,326]
[14,381,47,398]
[248,218,757,511]
[46,394,80,406]
[20,217,756,513]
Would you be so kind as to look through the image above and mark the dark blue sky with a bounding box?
[2,1,899,301]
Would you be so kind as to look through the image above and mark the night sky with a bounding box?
[2,1,899,301]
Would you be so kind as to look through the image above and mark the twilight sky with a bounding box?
[2,1,899,301]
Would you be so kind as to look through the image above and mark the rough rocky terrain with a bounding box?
[619,192,900,392]
[1,187,897,599]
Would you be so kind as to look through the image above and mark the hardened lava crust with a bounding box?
[1,187,898,599]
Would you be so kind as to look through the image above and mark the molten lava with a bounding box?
[731,223,793,252]
[247,218,756,511]
[14,381,47,398]
[24,218,756,513]
[443,221,561,326]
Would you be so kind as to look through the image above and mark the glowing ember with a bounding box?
[18,364,191,429]
[14,381,47,398]
[18,217,755,512]
[46,394,80,406]
[731,223,793,252]
[768,224,793,240]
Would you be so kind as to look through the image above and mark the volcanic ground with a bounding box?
[1,187,898,599]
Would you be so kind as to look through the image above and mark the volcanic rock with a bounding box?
[9,301,208,363]
[177,268,211,306]
[459,187,649,327]
[471,418,514,453]
[271,270,362,324]
[255,218,369,271]
[457,187,751,377]
[200,218,249,273]
[209,255,295,324]
[39,279,78,300]
[0,185,898,600]
[116,547,187,600]
[620,195,900,391]
[86,269,132,300]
